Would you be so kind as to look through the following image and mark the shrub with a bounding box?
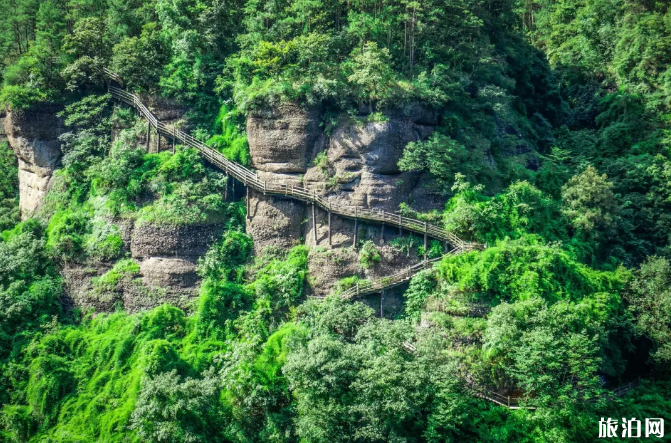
[197,230,253,282]
[46,210,90,261]
[84,219,124,262]
[358,240,381,269]
[93,259,140,293]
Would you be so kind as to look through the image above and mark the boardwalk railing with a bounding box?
[340,251,456,299]
[106,83,483,250]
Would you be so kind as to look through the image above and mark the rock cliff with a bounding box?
[247,104,441,303]
[4,105,65,217]
[63,221,224,314]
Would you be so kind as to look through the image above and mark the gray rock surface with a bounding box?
[247,104,441,299]
[62,221,224,314]
[4,105,65,217]
[247,104,322,173]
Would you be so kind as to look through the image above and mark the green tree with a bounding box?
[561,166,617,241]
[628,256,671,363]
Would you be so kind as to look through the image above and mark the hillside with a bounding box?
[0,0,670,442]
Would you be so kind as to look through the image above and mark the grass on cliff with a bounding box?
[0,141,19,232]
[1,239,310,443]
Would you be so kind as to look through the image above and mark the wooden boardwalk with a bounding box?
[105,73,484,298]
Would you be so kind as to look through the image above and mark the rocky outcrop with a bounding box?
[246,103,441,301]
[130,223,225,258]
[62,222,224,314]
[307,243,417,297]
[247,104,322,173]
[304,113,441,212]
[4,105,65,217]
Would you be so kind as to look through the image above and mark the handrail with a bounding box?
[340,252,453,299]
[104,81,484,250]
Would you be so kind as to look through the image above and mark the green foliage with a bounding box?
[312,150,329,175]
[437,238,627,304]
[110,23,169,92]
[0,144,20,231]
[197,230,253,282]
[399,134,476,194]
[45,209,90,261]
[130,369,225,443]
[561,166,617,241]
[444,176,567,246]
[628,256,671,363]
[0,226,61,360]
[358,240,381,269]
[207,105,251,166]
[244,246,309,335]
[484,297,606,406]
[93,259,140,293]
[403,270,438,321]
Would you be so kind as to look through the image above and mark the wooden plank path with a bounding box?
[104,72,485,299]
[340,251,456,299]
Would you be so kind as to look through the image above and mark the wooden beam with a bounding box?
[380,290,385,318]
[354,218,358,248]
[424,221,428,262]
[246,187,250,220]
[328,210,332,247]
[312,203,317,244]
[145,120,150,150]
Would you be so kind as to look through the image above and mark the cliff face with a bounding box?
[247,104,441,299]
[62,97,208,314]
[63,221,224,314]
[4,105,65,217]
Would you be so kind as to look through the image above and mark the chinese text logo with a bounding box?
[599,418,664,438]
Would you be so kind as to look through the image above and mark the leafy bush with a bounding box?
[84,219,124,262]
[130,370,225,443]
[438,237,627,304]
[93,259,140,293]
[45,209,90,261]
[0,142,19,231]
[197,230,253,282]
[207,105,251,166]
[358,240,381,269]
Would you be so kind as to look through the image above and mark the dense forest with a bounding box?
[0,0,670,441]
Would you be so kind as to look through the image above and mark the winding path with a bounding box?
[104,71,484,298]
[104,74,643,409]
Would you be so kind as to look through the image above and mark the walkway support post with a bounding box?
[328,204,332,247]
[380,290,385,318]
[246,187,250,220]
[312,202,317,244]
[381,210,385,243]
[354,206,358,248]
[224,174,228,201]
[399,214,402,235]
[146,120,150,150]
[424,221,428,262]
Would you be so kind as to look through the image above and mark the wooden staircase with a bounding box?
[104,72,485,299]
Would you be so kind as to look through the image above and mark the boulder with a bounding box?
[4,105,65,217]
[247,104,322,173]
